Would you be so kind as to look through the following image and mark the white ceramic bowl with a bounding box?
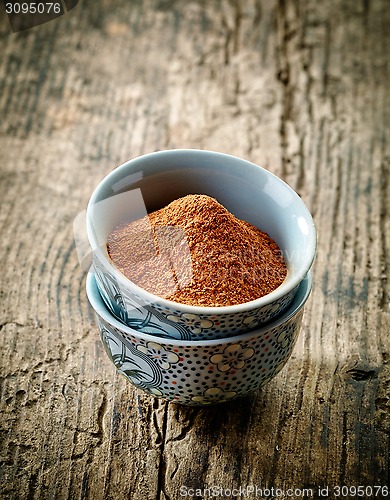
[87,149,316,340]
[86,271,312,405]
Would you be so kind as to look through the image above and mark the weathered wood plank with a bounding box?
[0,0,388,499]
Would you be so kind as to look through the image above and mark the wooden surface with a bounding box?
[0,0,389,498]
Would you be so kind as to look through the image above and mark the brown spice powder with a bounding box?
[107,194,287,307]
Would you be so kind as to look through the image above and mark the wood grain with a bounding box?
[0,0,388,498]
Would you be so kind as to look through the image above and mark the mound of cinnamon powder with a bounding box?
[107,194,287,307]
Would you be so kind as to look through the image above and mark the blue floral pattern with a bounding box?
[100,327,164,396]
[96,306,305,406]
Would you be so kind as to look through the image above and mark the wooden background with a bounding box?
[0,0,389,498]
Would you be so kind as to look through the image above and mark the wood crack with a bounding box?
[379,151,389,310]
[156,401,169,500]
[276,0,293,182]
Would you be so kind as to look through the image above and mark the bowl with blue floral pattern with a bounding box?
[86,150,316,340]
[86,271,312,406]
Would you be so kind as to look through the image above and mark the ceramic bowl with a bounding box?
[86,149,316,341]
[86,271,312,406]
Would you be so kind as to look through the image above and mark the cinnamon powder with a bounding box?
[107,194,287,307]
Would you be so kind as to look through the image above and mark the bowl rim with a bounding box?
[86,149,317,314]
[86,270,312,347]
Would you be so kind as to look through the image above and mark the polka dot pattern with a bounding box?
[96,307,305,406]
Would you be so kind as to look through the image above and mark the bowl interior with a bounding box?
[87,150,316,301]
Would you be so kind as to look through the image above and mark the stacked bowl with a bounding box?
[85,150,316,406]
